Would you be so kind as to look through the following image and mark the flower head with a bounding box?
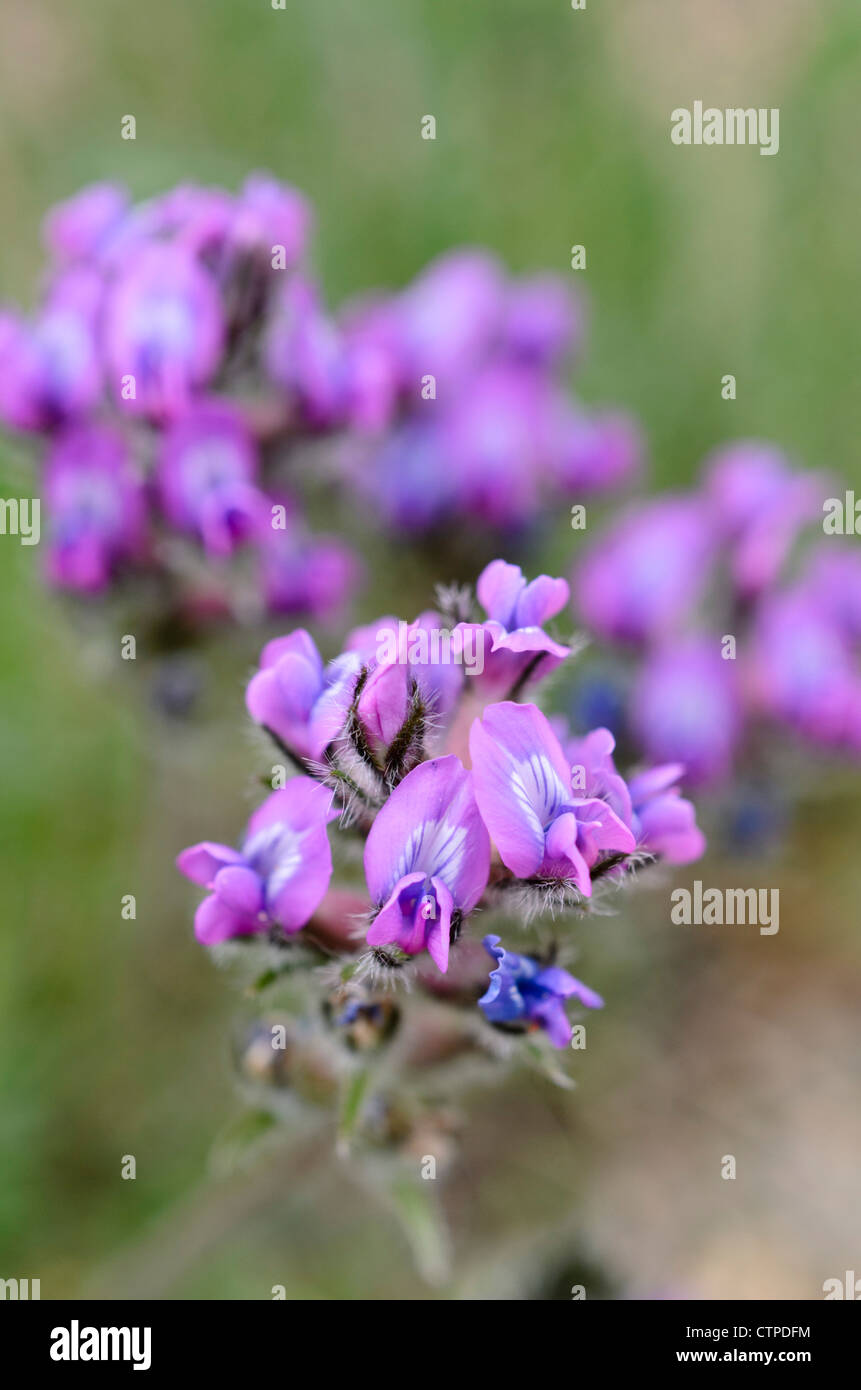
[264,277,347,427]
[105,244,224,417]
[479,934,603,1047]
[748,590,860,751]
[630,638,740,786]
[351,611,465,752]
[703,441,822,599]
[469,702,635,894]
[565,725,705,865]
[394,248,504,394]
[575,497,715,645]
[500,273,582,367]
[42,181,130,264]
[258,517,358,620]
[457,559,571,695]
[0,289,102,432]
[176,778,337,944]
[364,755,490,972]
[157,402,265,558]
[246,629,361,762]
[44,426,147,592]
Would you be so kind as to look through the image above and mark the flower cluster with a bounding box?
[177,560,704,1158]
[340,249,643,533]
[0,175,359,622]
[571,442,861,806]
[1,178,643,653]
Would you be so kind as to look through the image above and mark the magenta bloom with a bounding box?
[552,408,643,494]
[458,559,571,695]
[0,293,101,432]
[176,779,338,945]
[42,182,130,264]
[44,426,147,592]
[156,402,265,558]
[469,702,635,894]
[353,611,466,750]
[500,274,582,367]
[479,934,602,1047]
[703,442,822,598]
[259,524,358,619]
[564,726,705,865]
[748,591,860,750]
[799,543,861,643]
[575,497,715,645]
[230,172,311,268]
[442,366,550,526]
[357,423,456,531]
[105,244,224,417]
[263,277,347,427]
[394,248,504,395]
[246,630,361,761]
[630,639,741,787]
[364,756,490,972]
[628,763,707,864]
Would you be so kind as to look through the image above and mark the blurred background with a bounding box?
[1,0,859,1299]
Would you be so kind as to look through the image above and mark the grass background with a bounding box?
[0,0,860,1298]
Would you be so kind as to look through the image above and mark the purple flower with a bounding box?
[356,423,456,531]
[630,639,741,787]
[469,702,635,894]
[0,289,102,432]
[104,244,224,417]
[101,185,233,270]
[246,629,361,761]
[156,402,265,558]
[259,522,358,619]
[263,277,347,427]
[229,172,311,268]
[552,408,643,494]
[394,248,504,396]
[500,274,583,367]
[563,726,633,823]
[176,779,338,945]
[575,497,715,645]
[441,365,550,526]
[748,590,860,751]
[44,426,147,592]
[564,726,705,865]
[627,764,707,864]
[352,611,466,751]
[458,559,571,695]
[337,293,404,430]
[703,442,822,598]
[42,182,130,264]
[799,543,861,643]
[479,934,602,1047]
[340,335,401,435]
[364,756,490,972]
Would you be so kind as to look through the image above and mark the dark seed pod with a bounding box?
[234,1017,295,1088]
[323,984,400,1053]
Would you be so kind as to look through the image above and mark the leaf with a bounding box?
[208,1108,279,1177]
[388,1179,452,1288]
[524,1038,577,1091]
[336,1067,370,1156]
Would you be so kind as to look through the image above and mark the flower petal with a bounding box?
[176,841,242,887]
